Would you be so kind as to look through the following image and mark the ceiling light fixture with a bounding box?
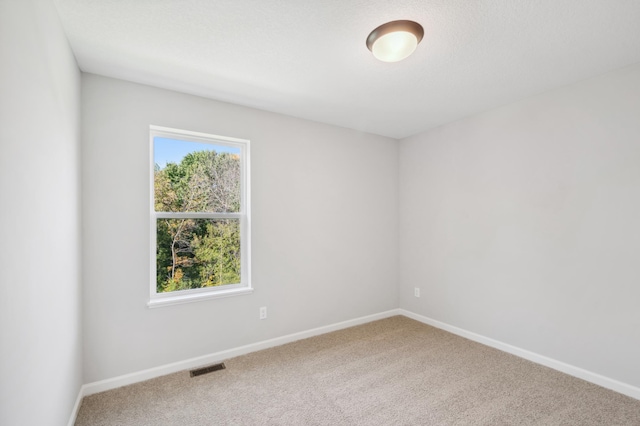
[366,20,424,63]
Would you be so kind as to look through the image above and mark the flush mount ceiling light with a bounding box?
[366,20,424,62]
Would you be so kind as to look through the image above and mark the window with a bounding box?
[149,126,251,307]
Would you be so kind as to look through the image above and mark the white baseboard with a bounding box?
[67,384,86,426]
[82,309,401,397]
[399,309,640,401]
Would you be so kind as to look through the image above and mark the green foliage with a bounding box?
[193,220,241,286]
[154,149,241,293]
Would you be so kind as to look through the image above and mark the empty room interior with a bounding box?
[3,0,640,425]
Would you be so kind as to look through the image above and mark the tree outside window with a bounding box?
[151,127,250,302]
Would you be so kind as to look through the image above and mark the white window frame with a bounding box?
[148,125,252,308]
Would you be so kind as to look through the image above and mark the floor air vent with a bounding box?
[190,363,226,377]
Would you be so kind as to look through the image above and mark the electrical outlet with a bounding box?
[259,306,267,320]
[414,288,420,298]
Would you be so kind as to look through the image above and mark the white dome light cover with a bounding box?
[366,20,424,63]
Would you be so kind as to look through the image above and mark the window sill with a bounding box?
[147,286,253,308]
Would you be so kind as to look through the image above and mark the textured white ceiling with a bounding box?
[55,0,640,139]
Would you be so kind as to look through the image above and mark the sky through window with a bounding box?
[154,137,241,169]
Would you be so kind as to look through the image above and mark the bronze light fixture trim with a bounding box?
[366,20,424,62]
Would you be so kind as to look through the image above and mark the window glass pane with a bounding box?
[154,137,241,213]
[156,218,241,293]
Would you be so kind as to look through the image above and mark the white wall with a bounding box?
[0,1,82,425]
[399,63,640,388]
[81,74,398,383]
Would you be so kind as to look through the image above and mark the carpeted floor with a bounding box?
[75,316,640,425]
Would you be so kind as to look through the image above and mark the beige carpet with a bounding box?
[75,316,640,425]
